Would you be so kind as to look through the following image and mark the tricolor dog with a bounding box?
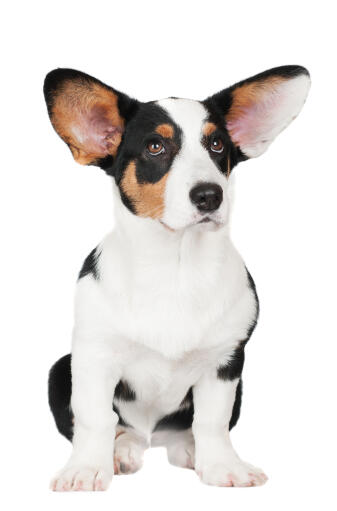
[45,66,310,491]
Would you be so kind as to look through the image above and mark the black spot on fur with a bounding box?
[215,268,259,430]
[78,247,100,280]
[217,346,245,381]
[217,268,258,383]
[153,386,241,432]
[48,354,73,441]
[246,268,259,339]
[154,407,193,432]
[229,378,242,430]
[154,388,194,432]
[48,354,136,441]
[114,380,136,401]
[179,387,193,408]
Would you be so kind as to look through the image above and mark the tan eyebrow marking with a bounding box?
[203,122,217,137]
[155,123,174,138]
[121,160,169,218]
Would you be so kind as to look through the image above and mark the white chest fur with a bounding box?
[75,210,255,355]
[72,203,257,434]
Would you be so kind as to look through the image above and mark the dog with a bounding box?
[45,65,310,491]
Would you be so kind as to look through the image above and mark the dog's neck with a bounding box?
[112,182,230,264]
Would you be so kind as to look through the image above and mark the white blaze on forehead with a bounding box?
[156,97,222,181]
[157,98,229,231]
[157,98,208,148]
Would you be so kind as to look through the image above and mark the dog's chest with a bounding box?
[99,231,252,358]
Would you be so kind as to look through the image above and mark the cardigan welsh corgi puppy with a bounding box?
[45,65,310,490]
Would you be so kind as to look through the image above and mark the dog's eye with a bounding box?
[147,140,165,156]
[210,137,224,154]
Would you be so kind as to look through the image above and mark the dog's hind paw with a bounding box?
[114,431,145,475]
[167,439,195,469]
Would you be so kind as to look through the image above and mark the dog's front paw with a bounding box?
[196,460,267,487]
[51,465,113,491]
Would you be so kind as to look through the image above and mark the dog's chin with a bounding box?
[159,216,226,233]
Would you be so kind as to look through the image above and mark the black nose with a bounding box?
[189,183,223,213]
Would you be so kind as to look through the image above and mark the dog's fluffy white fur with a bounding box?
[45,68,310,490]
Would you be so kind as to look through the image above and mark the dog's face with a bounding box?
[44,66,310,231]
[114,98,234,231]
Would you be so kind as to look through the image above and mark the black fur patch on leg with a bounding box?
[215,268,259,429]
[217,346,245,381]
[216,347,244,431]
[48,354,134,439]
[229,378,242,430]
[153,384,241,433]
[48,354,74,441]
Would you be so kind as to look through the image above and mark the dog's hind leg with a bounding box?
[48,354,73,441]
[49,355,147,476]
[166,429,195,469]
[151,429,195,469]
[114,428,148,475]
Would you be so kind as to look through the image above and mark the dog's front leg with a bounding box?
[51,342,119,492]
[192,370,267,487]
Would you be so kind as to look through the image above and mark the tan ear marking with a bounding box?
[155,123,174,138]
[121,161,169,218]
[203,122,217,137]
[50,80,125,165]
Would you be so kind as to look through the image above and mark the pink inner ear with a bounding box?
[227,102,267,147]
[226,75,310,158]
[227,91,288,155]
[70,105,122,157]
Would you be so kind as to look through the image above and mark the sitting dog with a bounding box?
[45,66,310,490]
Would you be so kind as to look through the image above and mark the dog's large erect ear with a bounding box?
[206,66,310,159]
[44,69,138,165]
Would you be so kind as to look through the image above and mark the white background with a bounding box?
[1,1,336,509]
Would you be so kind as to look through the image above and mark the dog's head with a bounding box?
[44,66,310,231]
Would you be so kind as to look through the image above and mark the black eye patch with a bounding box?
[202,100,248,174]
[201,127,232,172]
[112,101,182,212]
[136,135,177,184]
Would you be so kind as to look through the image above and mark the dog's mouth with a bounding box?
[159,215,225,232]
[159,215,224,232]
[196,216,224,231]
